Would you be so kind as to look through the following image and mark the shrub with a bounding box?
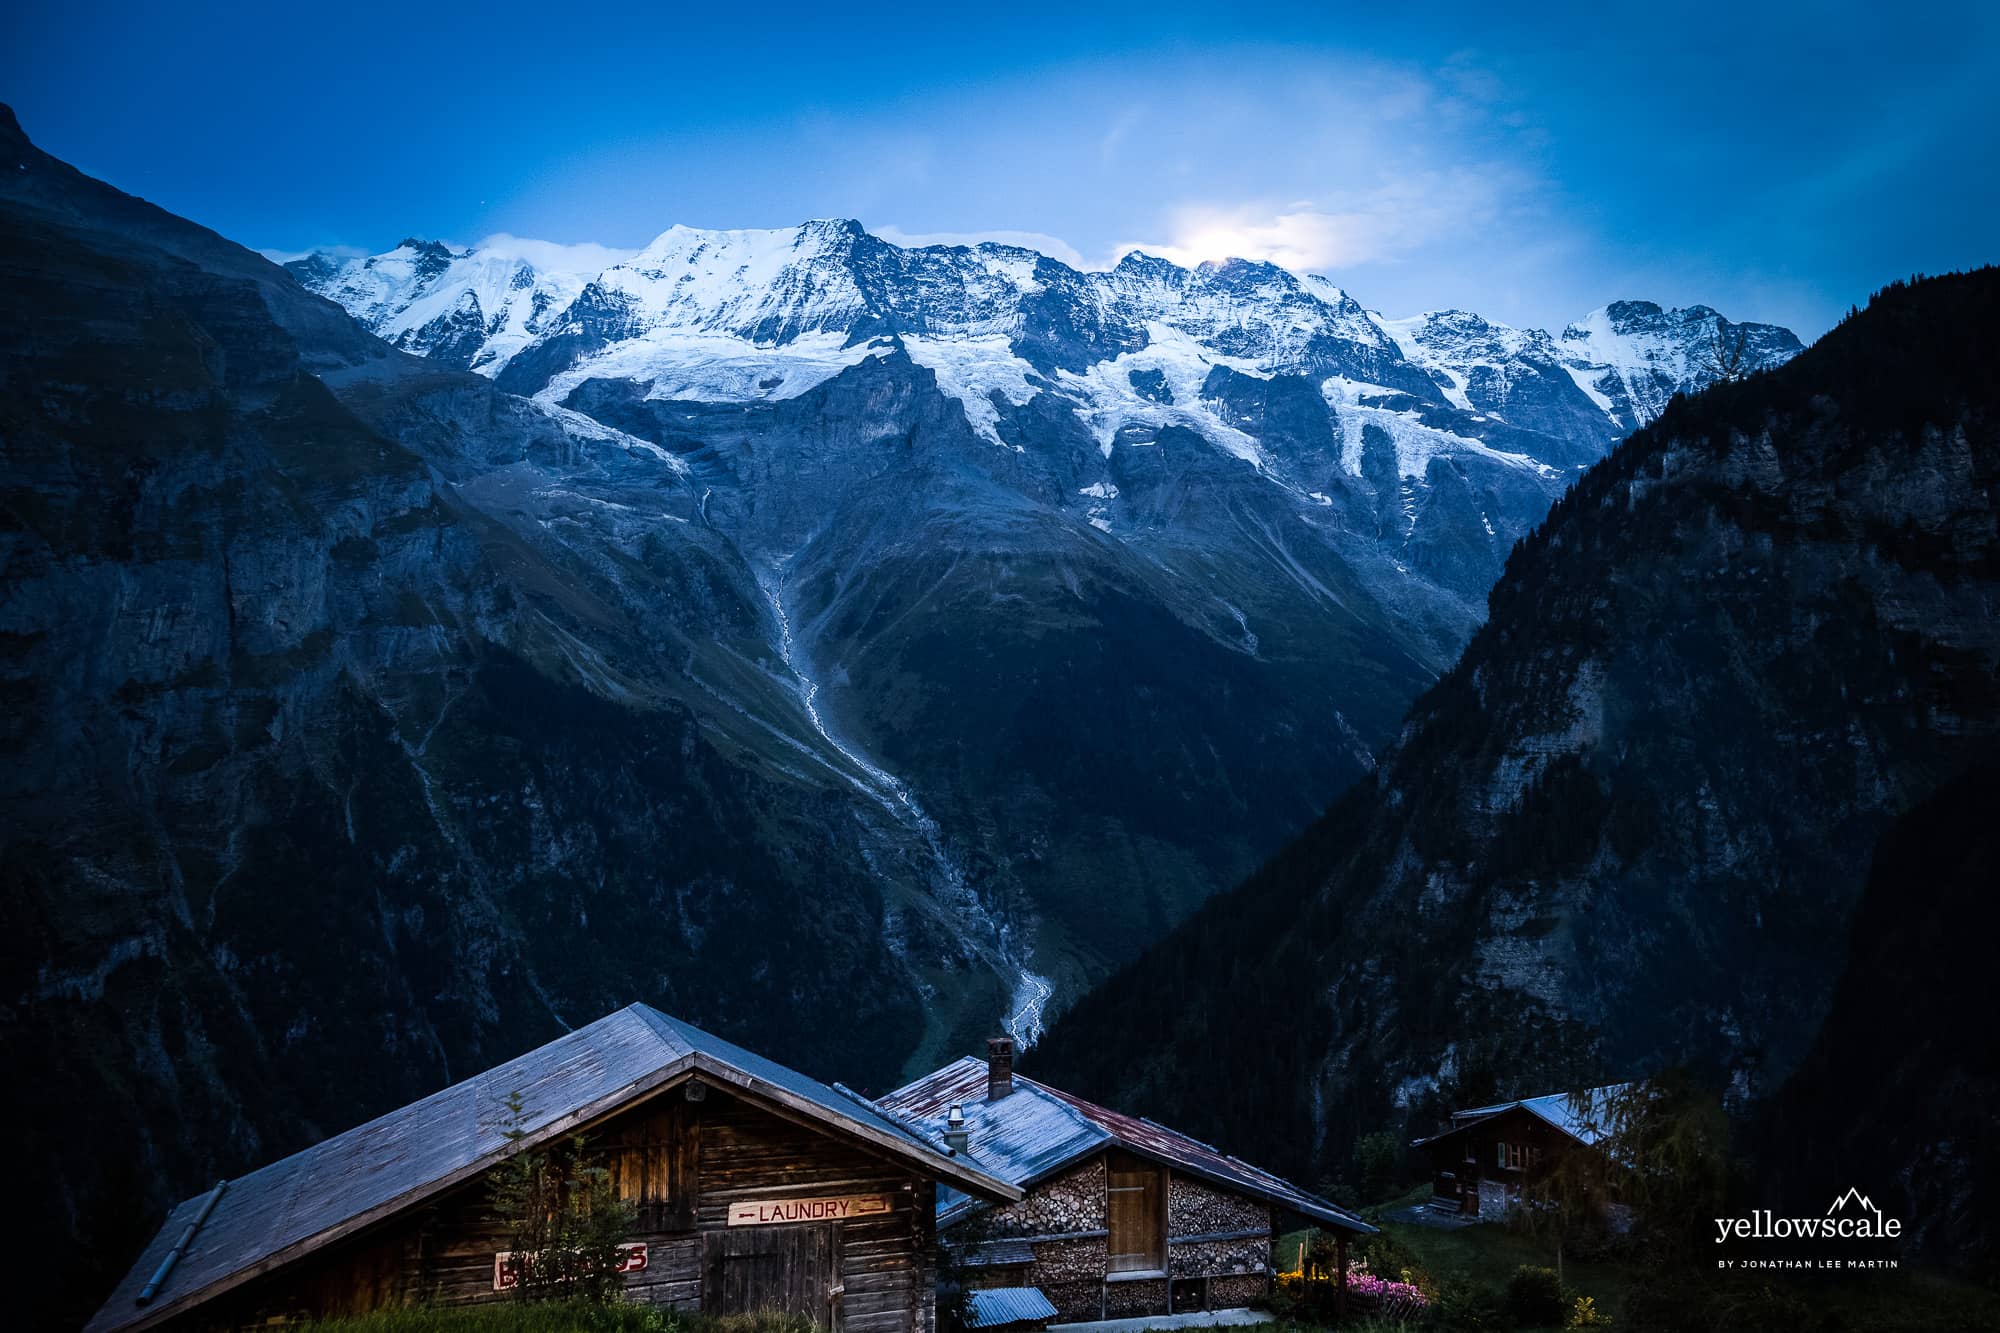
[1348,1270,1428,1317]
[1353,1129,1405,1201]
[1506,1265,1568,1326]
[1358,1230,1428,1288]
[1568,1294,1612,1327]
[1429,1277,1509,1332]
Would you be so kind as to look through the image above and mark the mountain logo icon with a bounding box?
[1715,1188,1903,1244]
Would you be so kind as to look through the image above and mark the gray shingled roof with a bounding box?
[965,1286,1059,1328]
[1412,1084,1633,1149]
[89,1005,1018,1333]
[881,1058,1373,1235]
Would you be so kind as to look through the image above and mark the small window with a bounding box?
[1495,1141,1508,1169]
[1105,1151,1164,1273]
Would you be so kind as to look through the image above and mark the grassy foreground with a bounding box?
[295,1305,812,1333]
[1281,1189,2000,1332]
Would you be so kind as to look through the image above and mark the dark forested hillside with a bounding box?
[1031,270,2000,1194]
[1756,765,2000,1276]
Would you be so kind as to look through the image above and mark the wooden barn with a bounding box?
[86,1004,1018,1333]
[880,1040,1374,1326]
[1411,1086,1625,1218]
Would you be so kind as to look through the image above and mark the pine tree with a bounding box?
[487,1090,639,1303]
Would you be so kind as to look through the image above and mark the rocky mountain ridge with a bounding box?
[293,225,1796,463]
[286,224,1809,1036]
[1030,270,2000,1217]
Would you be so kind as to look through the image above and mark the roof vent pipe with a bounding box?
[137,1179,228,1306]
[944,1103,970,1153]
[987,1036,1015,1100]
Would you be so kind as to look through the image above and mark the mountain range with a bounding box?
[0,101,1810,1325]
[282,221,1804,1031]
[292,223,1793,451]
[1030,270,2000,1273]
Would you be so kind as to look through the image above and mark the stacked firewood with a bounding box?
[1167,1178,1270,1238]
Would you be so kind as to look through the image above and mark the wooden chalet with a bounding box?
[880,1040,1374,1326]
[87,1004,1019,1333]
[1411,1085,1624,1218]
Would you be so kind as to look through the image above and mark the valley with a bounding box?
[7,3,1996,1326]
[284,220,1805,1058]
[0,101,1839,1328]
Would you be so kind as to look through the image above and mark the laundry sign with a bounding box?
[727,1192,895,1226]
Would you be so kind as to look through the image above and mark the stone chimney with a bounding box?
[986,1036,1015,1100]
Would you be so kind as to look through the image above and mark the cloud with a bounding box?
[1097,104,1148,164]
[473,233,638,275]
[1119,205,1366,271]
[872,225,1088,269]
[257,243,366,265]
[256,235,637,277]
[1119,169,1518,274]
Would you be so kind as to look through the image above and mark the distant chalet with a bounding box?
[881,1039,1374,1324]
[87,1005,1017,1333]
[1412,1085,1626,1218]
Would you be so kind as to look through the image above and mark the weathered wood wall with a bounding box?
[1432,1107,1581,1217]
[179,1082,936,1333]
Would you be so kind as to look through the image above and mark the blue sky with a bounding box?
[5,0,1995,337]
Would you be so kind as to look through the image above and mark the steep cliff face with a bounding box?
[0,110,940,1327]
[1031,270,2000,1186]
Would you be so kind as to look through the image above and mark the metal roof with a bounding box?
[1413,1084,1632,1149]
[883,1057,1111,1227]
[89,1005,1018,1333]
[880,1058,1373,1235]
[965,1286,1059,1328]
[961,1239,1038,1268]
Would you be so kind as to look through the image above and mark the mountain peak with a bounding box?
[394,237,457,260]
[798,216,868,238]
[1600,297,1666,322]
[631,218,870,265]
[1112,249,1181,274]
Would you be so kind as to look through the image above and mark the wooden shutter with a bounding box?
[603,1102,699,1231]
[1105,1151,1164,1273]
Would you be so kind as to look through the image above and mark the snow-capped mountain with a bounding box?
[283,221,1805,1056]
[291,224,1799,466]
[1560,298,1806,432]
[287,235,633,372]
[1375,309,1626,459]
